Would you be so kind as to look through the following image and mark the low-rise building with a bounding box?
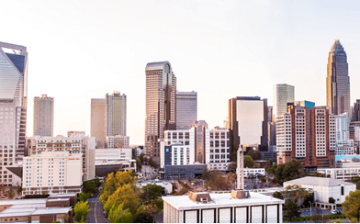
[320,167,360,181]
[163,190,284,223]
[283,176,356,204]
[242,168,266,178]
[95,148,136,177]
[138,181,173,195]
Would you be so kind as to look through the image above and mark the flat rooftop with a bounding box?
[162,192,283,210]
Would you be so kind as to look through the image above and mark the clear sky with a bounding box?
[2,0,360,144]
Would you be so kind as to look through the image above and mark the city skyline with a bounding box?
[2,1,360,144]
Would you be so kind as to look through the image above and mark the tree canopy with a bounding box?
[74,201,91,222]
[284,199,301,221]
[244,155,254,168]
[266,159,304,185]
[140,184,162,204]
[108,202,133,223]
[342,189,360,222]
[247,149,261,160]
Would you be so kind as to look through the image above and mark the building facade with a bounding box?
[91,98,106,148]
[176,91,197,130]
[33,94,54,137]
[352,100,360,121]
[273,84,294,122]
[336,113,355,155]
[67,131,85,137]
[0,42,28,186]
[326,40,350,115]
[105,135,129,148]
[105,92,126,136]
[22,151,83,196]
[29,135,95,181]
[277,106,336,168]
[145,61,176,164]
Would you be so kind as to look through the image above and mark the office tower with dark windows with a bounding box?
[33,94,54,137]
[352,100,360,122]
[145,61,176,164]
[327,40,350,115]
[105,92,126,136]
[91,98,106,148]
[228,97,268,154]
[273,84,294,121]
[0,42,28,186]
[176,91,197,130]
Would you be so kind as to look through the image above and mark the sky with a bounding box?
[2,0,360,145]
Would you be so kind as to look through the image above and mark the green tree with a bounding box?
[149,157,156,168]
[83,181,96,193]
[312,213,322,223]
[266,159,304,185]
[108,202,133,223]
[228,162,237,172]
[17,186,22,195]
[107,184,139,215]
[136,158,142,172]
[7,187,14,199]
[74,201,91,222]
[140,184,162,204]
[272,191,283,199]
[342,189,360,222]
[352,176,360,189]
[244,155,254,168]
[284,185,309,205]
[283,199,300,221]
[138,153,145,164]
[134,211,154,223]
[78,192,90,202]
[202,168,212,180]
[247,149,261,160]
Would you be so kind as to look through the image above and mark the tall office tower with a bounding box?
[273,84,294,121]
[33,94,54,137]
[352,100,360,121]
[326,40,350,115]
[105,92,126,136]
[228,97,268,154]
[176,91,197,130]
[145,61,176,164]
[0,42,28,186]
[277,105,336,169]
[91,99,106,148]
[267,106,273,122]
[336,113,355,155]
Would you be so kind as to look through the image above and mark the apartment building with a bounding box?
[105,135,129,148]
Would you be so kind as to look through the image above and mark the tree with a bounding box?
[266,159,304,185]
[149,158,156,168]
[140,184,162,204]
[329,197,335,204]
[283,199,300,221]
[342,189,360,222]
[244,155,254,168]
[202,168,212,180]
[78,192,90,202]
[284,185,309,205]
[74,201,91,222]
[136,158,142,172]
[228,162,237,172]
[138,153,145,164]
[107,184,139,215]
[7,187,14,199]
[134,211,154,223]
[247,149,261,160]
[303,193,314,207]
[17,186,22,195]
[312,213,322,223]
[108,202,133,223]
[272,191,283,199]
[352,176,360,189]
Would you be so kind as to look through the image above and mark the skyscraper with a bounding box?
[33,94,54,137]
[145,61,176,164]
[273,84,294,121]
[105,92,126,136]
[0,41,28,185]
[91,98,106,148]
[326,40,350,115]
[176,91,197,130]
[352,100,360,121]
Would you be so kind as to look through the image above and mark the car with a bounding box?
[331,210,338,214]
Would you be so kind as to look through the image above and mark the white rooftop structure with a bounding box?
[284,176,354,187]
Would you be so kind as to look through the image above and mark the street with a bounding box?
[299,207,343,217]
[86,192,108,223]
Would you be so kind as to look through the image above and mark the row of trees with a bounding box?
[266,159,305,185]
[100,170,163,223]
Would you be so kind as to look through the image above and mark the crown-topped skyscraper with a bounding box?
[326,40,350,115]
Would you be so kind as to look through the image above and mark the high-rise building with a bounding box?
[91,98,106,148]
[336,113,355,155]
[176,91,197,130]
[277,105,336,169]
[145,61,176,164]
[268,106,273,122]
[106,92,126,136]
[326,40,350,115]
[228,97,268,153]
[106,135,130,149]
[273,84,294,121]
[0,42,28,186]
[352,100,360,121]
[33,94,54,137]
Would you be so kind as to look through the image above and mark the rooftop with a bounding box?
[284,176,354,187]
[162,192,283,210]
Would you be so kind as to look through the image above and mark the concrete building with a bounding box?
[242,168,266,177]
[0,42,28,186]
[145,61,177,165]
[228,96,268,153]
[162,190,284,223]
[284,177,355,204]
[22,151,82,196]
[268,106,273,122]
[321,167,360,181]
[105,91,126,136]
[326,40,350,115]
[67,131,85,137]
[273,84,294,122]
[33,94,54,137]
[277,105,336,169]
[95,148,136,176]
[352,100,360,121]
[336,113,355,155]
[105,135,129,148]
[28,135,95,181]
[91,98,106,148]
[176,91,197,130]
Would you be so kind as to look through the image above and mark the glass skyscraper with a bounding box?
[176,91,197,130]
[0,41,28,185]
[145,61,176,164]
[105,92,126,136]
[327,40,350,115]
[273,84,294,121]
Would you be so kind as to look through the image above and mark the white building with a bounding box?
[336,113,355,155]
[284,176,356,204]
[138,181,173,195]
[67,131,85,137]
[163,190,284,223]
[95,148,136,172]
[29,135,95,181]
[22,151,83,196]
[33,94,54,137]
[242,168,266,178]
[106,135,130,148]
[322,167,360,181]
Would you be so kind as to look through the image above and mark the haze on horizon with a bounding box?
[1,0,360,145]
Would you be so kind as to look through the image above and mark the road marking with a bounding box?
[94,202,98,223]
